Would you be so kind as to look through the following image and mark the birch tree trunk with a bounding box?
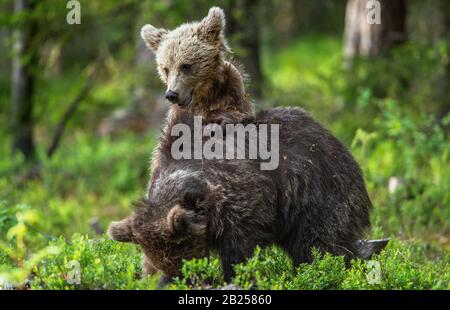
[344,0,407,65]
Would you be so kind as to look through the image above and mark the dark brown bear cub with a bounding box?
[109,155,277,284]
[109,108,388,284]
[108,159,209,281]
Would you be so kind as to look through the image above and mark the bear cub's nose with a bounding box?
[165,90,179,103]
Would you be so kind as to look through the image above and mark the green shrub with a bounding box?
[0,205,60,289]
[290,250,347,290]
[170,241,449,290]
[171,256,223,289]
[352,99,450,236]
[31,234,159,290]
[233,247,293,290]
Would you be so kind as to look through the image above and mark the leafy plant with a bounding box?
[0,205,59,289]
[31,234,159,290]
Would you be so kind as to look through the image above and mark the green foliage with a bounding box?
[263,36,450,143]
[171,257,223,289]
[347,41,450,115]
[31,234,159,290]
[262,34,345,116]
[167,242,450,290]
[0,205,60,289]
[290,250,347,290]
[352,99,450,236]
[3,234,447,290]
[342,241,450,290]
[0,131,157,238]
[233,247,293,290]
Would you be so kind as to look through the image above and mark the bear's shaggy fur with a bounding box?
[109,108,388,283]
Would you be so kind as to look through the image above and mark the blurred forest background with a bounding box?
[0,0,449,289]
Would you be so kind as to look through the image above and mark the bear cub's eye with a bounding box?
[180,63,192,73]
[163,67,169,75]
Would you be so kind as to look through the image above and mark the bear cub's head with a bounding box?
[140,7,230,108]
[108,169,209,277]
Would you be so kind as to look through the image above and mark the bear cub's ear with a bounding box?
[141,24,168,52]
[108,217,134,243]
[166,205,206,237]
[197,7,226,42]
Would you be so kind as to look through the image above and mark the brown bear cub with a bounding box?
[109,109,389,285]
[108,180,204,285]
[141,7,253,187]
[109,154,275,285]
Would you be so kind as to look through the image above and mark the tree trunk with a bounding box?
[438,0,450,120]
[11,0,37,161]
[344,0,407,65]
[227,0,264,99]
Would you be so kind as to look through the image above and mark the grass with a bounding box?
[3,233,448,290]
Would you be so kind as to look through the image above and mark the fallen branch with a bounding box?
[47,62,101,158]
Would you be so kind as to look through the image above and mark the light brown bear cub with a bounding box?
[141,7,253,187]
